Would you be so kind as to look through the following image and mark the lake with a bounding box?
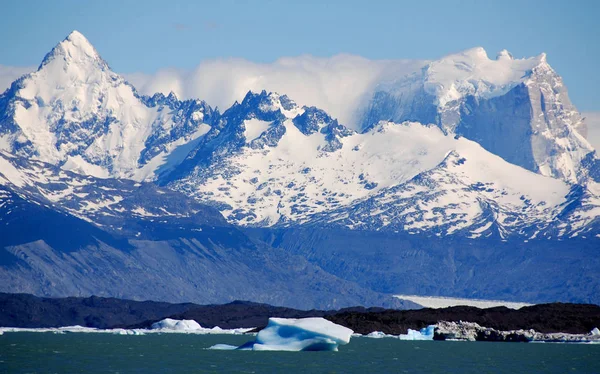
[1,332,598,373]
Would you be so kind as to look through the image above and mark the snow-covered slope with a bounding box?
[0,31,216,181]
[169,116,599,238]
[359,47,596,183]
[0,31,598,239]
[0,151,226,238]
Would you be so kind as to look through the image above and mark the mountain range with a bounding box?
[0,31,598,308]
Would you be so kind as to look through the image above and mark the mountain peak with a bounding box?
[496,49,514,61]
[537,52,548,64]
[38,30,105,71]
[65,30,89,44]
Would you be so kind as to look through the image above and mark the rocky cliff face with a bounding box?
[360,48,595,183]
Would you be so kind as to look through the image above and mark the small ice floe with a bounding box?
[209,317,354,352]
[366,331,391,338]
[208,344,239,350]
[399,326,435,341]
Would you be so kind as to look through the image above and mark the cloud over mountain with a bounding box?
[583,112,600,151]
[0,65,35,93]
[124,55,426,129]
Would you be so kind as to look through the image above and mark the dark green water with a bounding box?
[1,333,598,373]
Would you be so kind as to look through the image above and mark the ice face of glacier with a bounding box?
[0,31,216,181]
[359,48,596,183]
[221,317,354,351]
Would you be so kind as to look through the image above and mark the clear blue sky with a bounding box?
[1,0,598,111]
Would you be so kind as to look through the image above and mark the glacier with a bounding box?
[210,317,354,352]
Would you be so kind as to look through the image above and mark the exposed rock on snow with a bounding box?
[359,47,596,183]
[0,31,216,181]
[0,31,598,238]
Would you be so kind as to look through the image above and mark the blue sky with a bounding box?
[0,0,598,111]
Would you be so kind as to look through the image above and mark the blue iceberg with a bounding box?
[399,325,435,340]
[209,317,354,351]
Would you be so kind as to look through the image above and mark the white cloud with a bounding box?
[124,55,427,129]
[4,59,596,143]
[583,112,600,151]
[0,65,35,93]
[1,56,429,129]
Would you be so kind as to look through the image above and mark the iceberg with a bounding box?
[151,318,202,331]
[399,325,435,341]
[148,318,253,334]
[366,331,391,338]
[210,317,354,352]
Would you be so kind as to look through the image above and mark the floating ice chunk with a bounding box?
[208,344,239,350]
[399,325,435,341]
[210,317,353,352]
[252,317,353,351]
[151,318,202,331]
[366,331,391,338]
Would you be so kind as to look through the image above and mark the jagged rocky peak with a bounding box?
[237,90,301,118]
[0,30,216,182]
[145,91,180,108]
[293,107,334,135]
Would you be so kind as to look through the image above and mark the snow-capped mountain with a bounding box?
[0,150,408,309]
[0,31,217,181]
[169,116,599,238]
[0,31,598,240]
[359,47,596,183]
[0,30,599,306]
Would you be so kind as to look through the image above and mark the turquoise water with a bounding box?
[1,332,598,373]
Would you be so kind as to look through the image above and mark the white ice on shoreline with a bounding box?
[435,321,600,343]
[363,326,435,340]
[0,319,254,336]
